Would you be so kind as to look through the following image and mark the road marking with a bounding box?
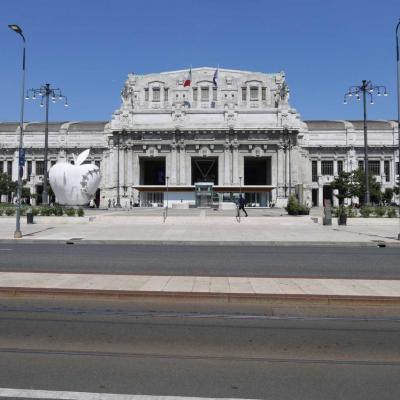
[0,388,255,399]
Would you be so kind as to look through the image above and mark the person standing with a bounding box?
[237,195,248,217]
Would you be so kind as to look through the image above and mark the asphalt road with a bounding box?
[0,297,399,399]
[0,243,400,278]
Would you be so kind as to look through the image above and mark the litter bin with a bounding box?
[27,209,34,224]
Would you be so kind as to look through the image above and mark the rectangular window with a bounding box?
[51,160,56,167]
[0,161,3,174]
[337,160,343,174]
[241,87,247,101]
[368,160,380,176]
[261,87,266,101]
[164,88,168,101]
[312,161,318,182]
[358,160,364,171]
[396,161,399,175]
[250,86,259,101]
[144,88,149,101]
[27,161,32,177]
[95,160,101,168]
[36,161,44,176]
[384,160,390,182]
[192,87,198,101]
[321,160,334,175]
[201,87,209,101]
[7,161,12,177]
[152,87,160,102]
[212,87,217,101]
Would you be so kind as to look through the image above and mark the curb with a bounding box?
[0,239,399,247]
[1,285,400,302]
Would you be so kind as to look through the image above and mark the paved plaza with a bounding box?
[0,208,399,244]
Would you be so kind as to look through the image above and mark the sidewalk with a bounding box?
[0,209,399,245]
[1,272,400,318]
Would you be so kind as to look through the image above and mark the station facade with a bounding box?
[0,67,399,207]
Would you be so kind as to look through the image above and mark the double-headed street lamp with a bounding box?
[343,80,387,205]
[8,24,26,239]
[26,84,68,205]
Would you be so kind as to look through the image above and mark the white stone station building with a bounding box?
[0,67,399,208]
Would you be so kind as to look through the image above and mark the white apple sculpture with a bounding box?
[49,149,101,206]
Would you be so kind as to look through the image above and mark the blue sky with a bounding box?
[1,0,399,122]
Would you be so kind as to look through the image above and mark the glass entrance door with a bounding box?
[195,182,213,208]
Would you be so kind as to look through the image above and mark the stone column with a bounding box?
[232,145,239,184]
[170,146,177,185]
[271,152,277,201]
[179,145,186,185]
[12,151,18,181]
[108,148,115,200]
[318,188,324,207]
[127,148,133,194]
[380,158,385,184]
[185,152,191,185]
[224,145,230,185]
[333,159,338,176]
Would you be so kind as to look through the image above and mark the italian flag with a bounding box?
[183,67,192,87]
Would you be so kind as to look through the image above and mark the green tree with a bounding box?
[330,172,355,205]
[383,188,394,204]
[0,173,17,198]
[351,169,381,205]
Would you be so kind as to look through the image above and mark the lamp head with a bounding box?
[8,24,22,34]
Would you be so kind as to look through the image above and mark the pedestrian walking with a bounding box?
[237,195,248,217]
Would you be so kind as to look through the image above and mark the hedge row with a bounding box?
[332,206,398,218]
[0,205,85,217]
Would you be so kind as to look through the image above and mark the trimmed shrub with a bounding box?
[65,207,76,217]
[52,206,64,216]
[374,207,386,218]
[39,207,52,216]
[0,208,4,216]
[286,195,299,215]
[387,207,398,218]
[347,207,358,218]
[5,207,15,216]
[77,207,85,217]
[31,207,39,216]
[360,206,373,218]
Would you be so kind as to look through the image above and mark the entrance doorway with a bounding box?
[191,158,218,185]
[140,158,165,185]
[323,185,333,206]
[244,157,271,185]
[312,188,318,207]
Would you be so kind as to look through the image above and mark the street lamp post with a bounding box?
[343,80,387,204]
[239,176,242,194]
[396,19,400,240]
[8,24,26,239]
[26,84,68,205]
